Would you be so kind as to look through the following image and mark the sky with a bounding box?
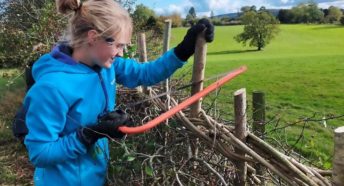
[135,0,344,17]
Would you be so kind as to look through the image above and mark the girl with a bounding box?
[23,0,214,185]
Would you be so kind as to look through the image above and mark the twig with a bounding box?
[192,157,228,186]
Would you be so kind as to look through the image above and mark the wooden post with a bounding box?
[252,91,266,137]
[162,20,172,182]
[163,19,172,122]
[252,91,266,185]
[190,32,207,118]
[138,33,148,62]
[332,126,344,185]
[189,30,206,171]
[163,19,172,54]
[137,33,148,93]
[234,88,247,186]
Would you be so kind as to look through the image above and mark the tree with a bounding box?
[115,0,136,13]
[325,6,343,23]
[259,6,267,12]
[340,16,344,25]
[186,7,197,25]
[240,6,251,13]
[188,7,196,19]
[145,16,158,29]
[0,0,137,68]
[160,13,183,28]
[290,3,324,23]
[322,8,330,17]
[234,8,280,51]
[250,5,257,12]
[0,0,54,31]
[0,0,66,68]
[210,10,215,19]
[131,4,157,32]
[278,2,325,23]
[170,13,183,27]
[307,3,324,23]
[278,9,294,23]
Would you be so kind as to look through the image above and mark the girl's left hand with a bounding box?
[174,18,214,61]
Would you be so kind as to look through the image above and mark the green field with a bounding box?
[170,24,344,168]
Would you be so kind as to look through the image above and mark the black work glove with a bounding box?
[77,110,130,147]
[174,18,214,61]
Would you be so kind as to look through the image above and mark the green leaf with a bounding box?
[127,156,136,162]
[145,165,154,176]
[323,162,332,169]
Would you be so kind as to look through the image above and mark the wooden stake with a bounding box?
[137,33,148,93]
[332,126,344,186]
[190,32,207,118]
[234,88,247,186]
[163,19,172,53]
[189,29,206,173]
[163,19,172,123]
[252,91,266,185]
[252,91,265,137]
[138,33,148,62]
[162,20,172,181]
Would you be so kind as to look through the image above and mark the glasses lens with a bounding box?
[104,37,115,43]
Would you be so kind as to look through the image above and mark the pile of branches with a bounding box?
[110,84,332,186]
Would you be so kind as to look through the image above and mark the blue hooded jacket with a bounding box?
[23,44,186,186]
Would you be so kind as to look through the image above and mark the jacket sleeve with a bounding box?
[113,48,186,88]
[24,83,87,168]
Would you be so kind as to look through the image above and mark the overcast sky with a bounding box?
[135,0,344,17]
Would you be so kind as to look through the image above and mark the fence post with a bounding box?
[137,32,148,93]
[163,19,172,54]
[252,91,266,185]
[252,91,266,137]
[189,30,207,171]
[162,20,172,181]
[332,126,344,185]
[163,19,172,115]
[138,33,148,62]
[190,32,207,117]
[234,88,247,186]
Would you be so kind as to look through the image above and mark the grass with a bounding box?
[170,24,344,168]
[0,73,32,185]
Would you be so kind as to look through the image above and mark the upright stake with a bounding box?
[163,19,172,53]
[332,126,344,185]
[163,19,172,120]
[138,33,148,62]
[252,91,266,185]
[190,32,207,118]
[162,19,172,181]
[252,91,266,137]
[190,30,207,171]
[234,88,247,186]
[137,33,148,93]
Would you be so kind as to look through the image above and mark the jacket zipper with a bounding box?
[97,71,109,115]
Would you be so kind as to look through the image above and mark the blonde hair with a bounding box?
[56,0,133,48]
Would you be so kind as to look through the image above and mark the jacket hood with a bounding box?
[32,43,98,81]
